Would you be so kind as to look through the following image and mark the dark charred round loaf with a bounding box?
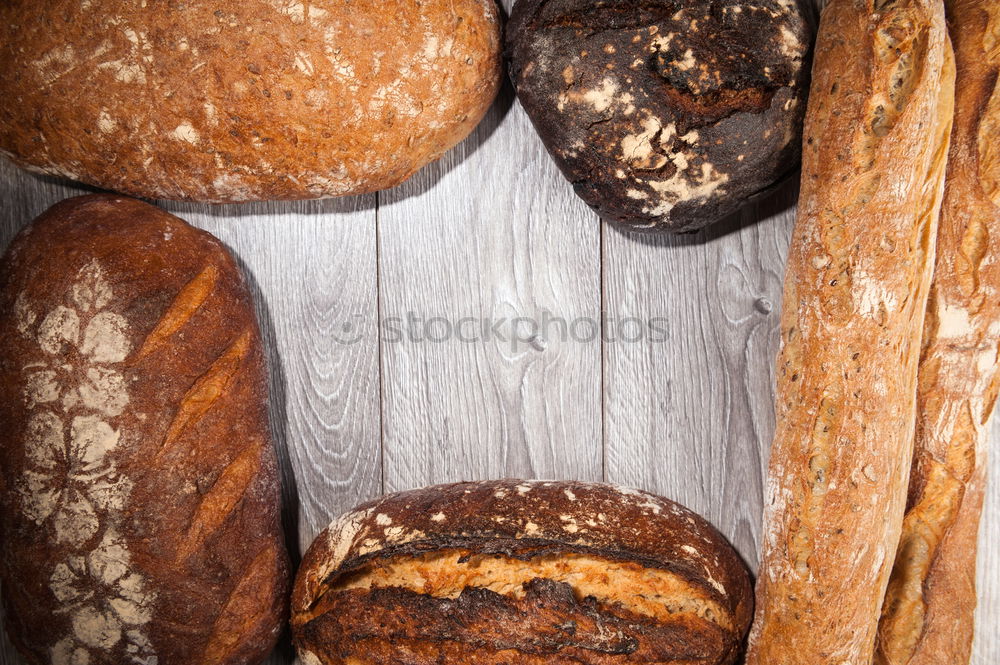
[507,0,815,232]
[291,480,752,665]
[0,195,289,664]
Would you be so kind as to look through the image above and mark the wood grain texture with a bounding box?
[159,197,382,556]
[376,49,604,488]
[601,187,796,564]
[972,414,1000,662]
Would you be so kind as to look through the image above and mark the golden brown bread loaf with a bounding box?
[0,0,501,202]
[876,2,1000,663]
[0,195,289,664]
[291,480,753,665]
[746,0,955,663]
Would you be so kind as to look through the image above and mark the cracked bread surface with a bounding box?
[506,0,816,232]
[746,0,955,663]
[292,480,752,665]
[875,2,1000,664]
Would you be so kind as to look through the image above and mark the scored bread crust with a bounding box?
[0,195,289,664]
[745,0,955,663]
[0,0,501,202]
[291,480,752,665]
[875,2,1000,664]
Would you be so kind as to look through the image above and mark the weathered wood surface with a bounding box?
[0,3,996,661]
[377,81,603,493]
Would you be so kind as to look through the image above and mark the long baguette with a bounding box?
[875,2,1000,663]
[745,0,955,663]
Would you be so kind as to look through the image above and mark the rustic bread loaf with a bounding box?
[506,0,815,232]
[0,195,289,664]
[0,0,501,202]
[875,2,1000,664]
[745,0,955,663]
[291,480,752,665]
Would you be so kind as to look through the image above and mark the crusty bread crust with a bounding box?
[746,0,955,663]
[0,0,502,202]
[292,480,752,665]
[876,2,1000,663]
[0,195,289,664]
[506,0,815,232]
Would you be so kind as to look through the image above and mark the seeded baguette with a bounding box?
[745,0,955,663]
[292,480,753,665]
[875,2,1000,663]
[0,195,289,664]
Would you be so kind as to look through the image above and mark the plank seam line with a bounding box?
[600,218,607,483]
[375,191,386,495]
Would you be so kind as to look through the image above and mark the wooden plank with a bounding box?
[376,58,604,488]
[972,417,1000,663]
[161,197,382,556]
[0,161,92,236]
[162,198,380,665]
[602,185,797,564]
[602,177,999,662]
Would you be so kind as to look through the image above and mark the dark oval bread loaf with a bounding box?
[507,0,815,232]
[0,195,289,664]
[0,0,502,202]
[291,480,752,665]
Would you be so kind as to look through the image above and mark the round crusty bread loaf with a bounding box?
[0,0,502,202]
[507,0,815,232]
[292,480,752,665]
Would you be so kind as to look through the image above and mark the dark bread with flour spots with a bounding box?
[291,480,752,665]
[507,0,815,232]
[0,195,289,664]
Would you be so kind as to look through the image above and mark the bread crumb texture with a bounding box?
[291,480,753,665]
[0,0,502,202]
[507,0,814,231]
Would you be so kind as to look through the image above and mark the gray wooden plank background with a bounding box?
[1,1,997,662]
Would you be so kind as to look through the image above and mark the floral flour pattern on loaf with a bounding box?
[16,261,158,665]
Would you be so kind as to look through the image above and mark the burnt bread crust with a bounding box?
[291,480,752,665]
[301,583,734,665]
[0,195,290,664]
[0,0,502,202]
[507,0,816,232]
